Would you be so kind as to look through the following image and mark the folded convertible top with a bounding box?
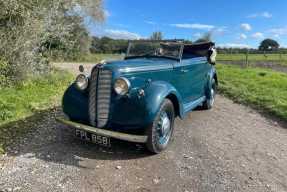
[183,42,215,57]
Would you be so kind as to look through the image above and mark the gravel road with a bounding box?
[1,63,287,192]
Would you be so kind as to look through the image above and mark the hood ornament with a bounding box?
[97,60,107,68]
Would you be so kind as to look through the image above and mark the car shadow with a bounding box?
[2,108,152,169]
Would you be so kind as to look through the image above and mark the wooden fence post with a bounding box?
[245,50,249,67]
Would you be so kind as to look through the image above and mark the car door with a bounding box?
[185,57,209,101]
[173,57,207,104]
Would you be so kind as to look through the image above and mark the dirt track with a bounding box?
[1,63,287,192]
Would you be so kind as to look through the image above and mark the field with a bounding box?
[217,53,287,66]
[57,53,287,67]
[54,53,123,63]
[72,53,287,67]
[217,64,287,121]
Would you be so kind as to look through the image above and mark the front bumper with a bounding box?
[56,118,148,143]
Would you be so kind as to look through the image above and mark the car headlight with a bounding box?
[75,74,89,91]
[114,77,130,95]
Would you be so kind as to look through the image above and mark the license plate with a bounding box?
[75,129,111,147]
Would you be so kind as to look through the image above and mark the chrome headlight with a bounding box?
[114,77,130,95]
[75,74,88,91]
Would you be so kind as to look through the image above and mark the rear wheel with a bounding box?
[146,99,175,154]
[202,78,217,110]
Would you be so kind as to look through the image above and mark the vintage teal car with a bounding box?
[57,40,218,153]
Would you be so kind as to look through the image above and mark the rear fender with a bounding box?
[206,67,217,99]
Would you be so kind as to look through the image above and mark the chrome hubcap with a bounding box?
[157,111,171,145]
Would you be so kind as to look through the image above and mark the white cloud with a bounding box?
[144,20,156,25]
[218,43,251,48]
[213,26,228,35]
[171,23,215,30]
[247,11,272,18]
[269,27,287,36]
[215,27,227,33]
[193,33,203,38]
[273,34,280,39]
[104,29,142,40]
[239,33,247,40]
[262,12,273,18]
[251,32,264,39]
[240,23,252,31]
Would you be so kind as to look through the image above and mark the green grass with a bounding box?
[0,70,73,153]
[217,64,287,121]
[217,53,287,66]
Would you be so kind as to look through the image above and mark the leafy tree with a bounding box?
[0,0,104,82]
[259,39,280,51]
[90,37,128,54]
[150,32,163,40]
[42,15,92,61]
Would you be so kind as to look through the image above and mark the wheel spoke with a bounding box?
[157,111,171,145]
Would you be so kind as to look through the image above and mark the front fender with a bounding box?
[62,84,89,123]
[144,81,184,123]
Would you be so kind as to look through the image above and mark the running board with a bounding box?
[183,96,206,114]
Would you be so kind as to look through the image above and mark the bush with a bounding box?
[0,0,104,83]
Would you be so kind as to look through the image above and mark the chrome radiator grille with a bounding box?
[89,67,112,127]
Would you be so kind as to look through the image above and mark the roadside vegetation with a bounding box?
[0,0,104,153]
[0,69,73,153]
[0,0,104,83]
[217,64,287,121]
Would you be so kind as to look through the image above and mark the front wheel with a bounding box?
[202,78,217,110]
[146,99,175,154]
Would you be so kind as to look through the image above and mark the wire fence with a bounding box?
[217,50,287,72]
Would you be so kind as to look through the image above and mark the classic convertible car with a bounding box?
[57,40,218,153]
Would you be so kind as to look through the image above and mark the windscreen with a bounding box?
[126,41,182,60]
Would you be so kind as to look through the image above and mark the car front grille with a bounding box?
[89,67,112,128]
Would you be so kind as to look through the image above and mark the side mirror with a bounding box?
[79,65,84,73]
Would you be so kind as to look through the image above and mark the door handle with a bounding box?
[180,69,189,73]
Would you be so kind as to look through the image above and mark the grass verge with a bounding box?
[0,69,73,153]
[217,64,287,121]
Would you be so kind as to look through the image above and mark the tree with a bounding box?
[0,0,104,82]
[259,39,280,51]
[150,32,163,40]
[194,32,212,43]
[90,37,129,54]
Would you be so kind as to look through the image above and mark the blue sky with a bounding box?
[86,0,287,48]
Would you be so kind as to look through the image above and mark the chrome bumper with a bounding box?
[56,118,148,143]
